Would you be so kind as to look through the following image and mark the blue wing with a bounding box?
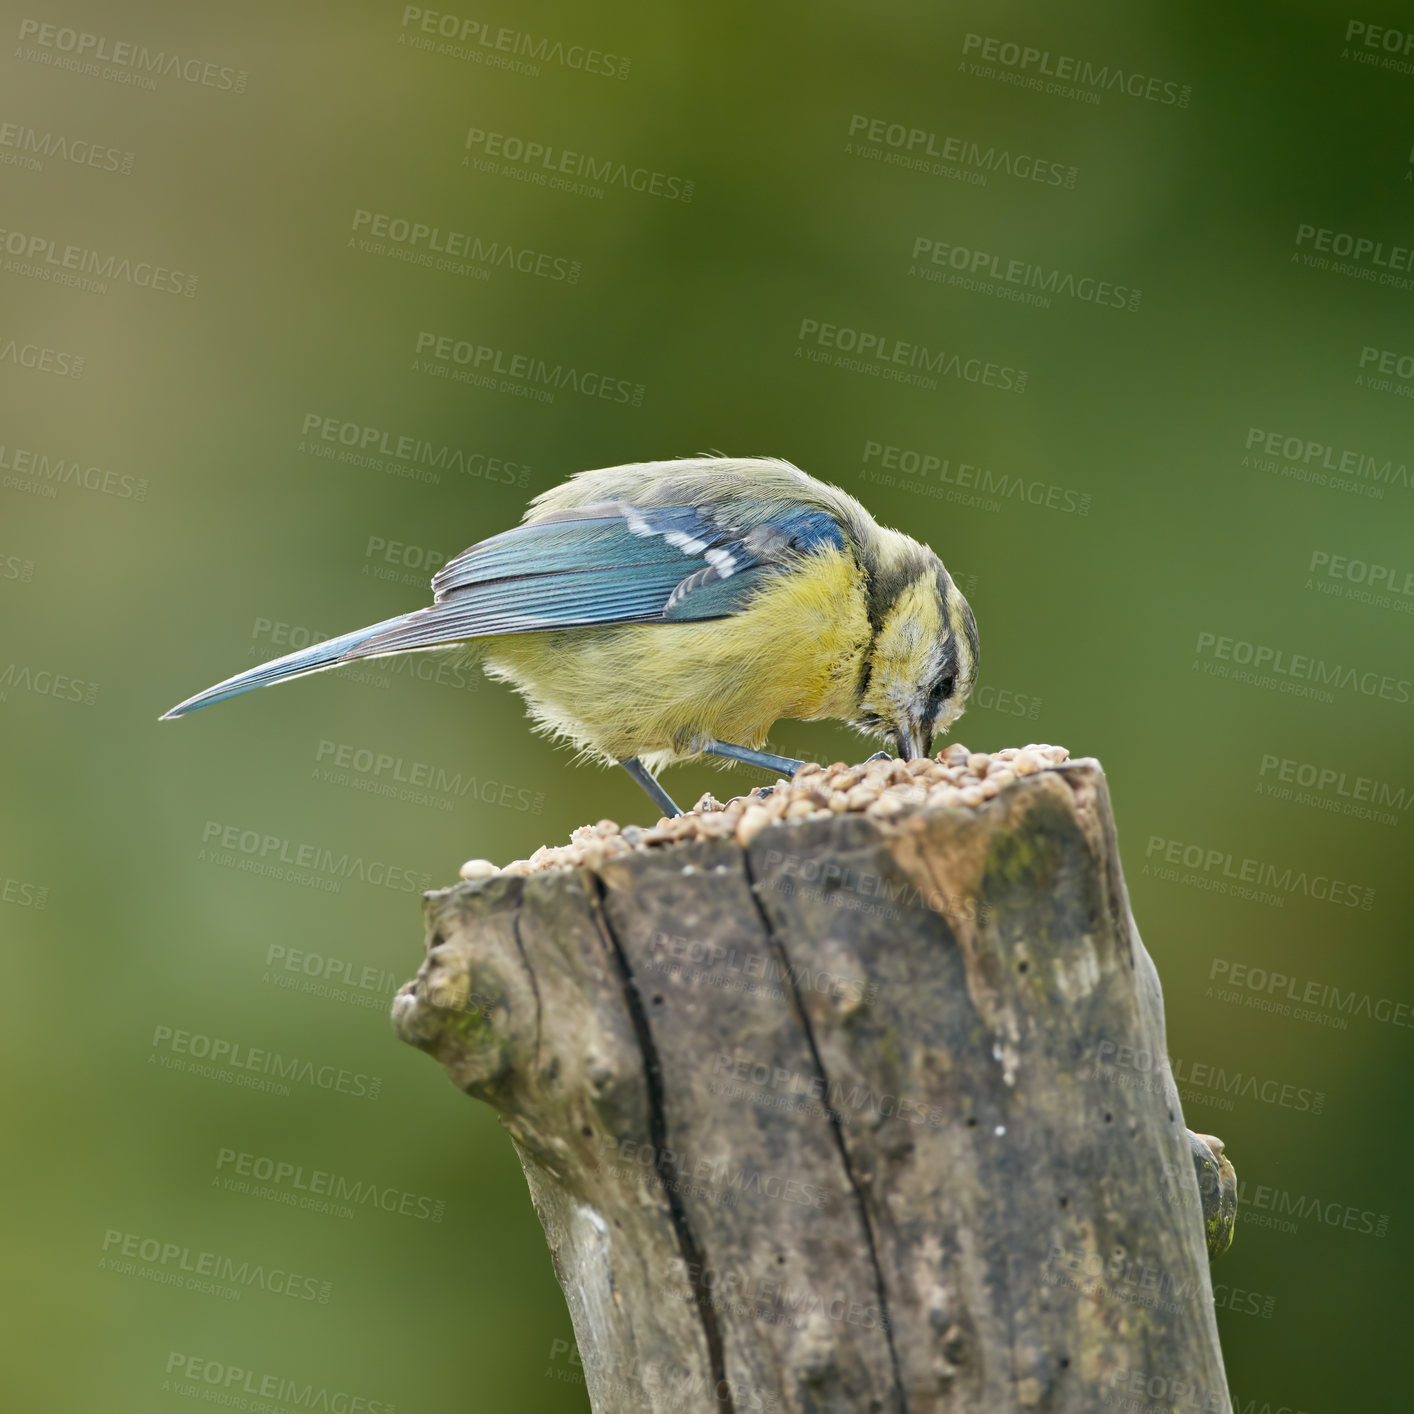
[159,614,409,719]
[341,501,845,660]
[160,500,847,719]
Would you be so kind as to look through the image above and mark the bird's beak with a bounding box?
[898,723,931,762]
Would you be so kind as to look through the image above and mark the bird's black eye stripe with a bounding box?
[927,672,956,711]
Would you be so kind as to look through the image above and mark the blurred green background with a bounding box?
[3,1,1412,1409]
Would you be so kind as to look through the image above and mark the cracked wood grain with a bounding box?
[392,759,1232,1413]
[586,873,735,1411]
[738,845,907,1413]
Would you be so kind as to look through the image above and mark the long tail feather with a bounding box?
[159,614,412,720]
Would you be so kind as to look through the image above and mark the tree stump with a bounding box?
[392,757,1233,1413]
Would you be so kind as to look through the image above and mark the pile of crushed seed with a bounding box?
[459,743,1072,880]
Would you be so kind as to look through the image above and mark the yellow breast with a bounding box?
[480,546,871,764]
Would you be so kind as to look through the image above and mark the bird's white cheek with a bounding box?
[934,702,966,735]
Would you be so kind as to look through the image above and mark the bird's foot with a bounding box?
[619,758,683,817]
[1188,1130,1237,1260]
[699,739,806,776]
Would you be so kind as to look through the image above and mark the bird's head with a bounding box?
[851,538,979,761]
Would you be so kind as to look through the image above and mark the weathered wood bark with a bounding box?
[392,759,1233,1413]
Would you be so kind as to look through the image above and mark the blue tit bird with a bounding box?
[161,456,979,817]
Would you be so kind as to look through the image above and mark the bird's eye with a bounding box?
[930,672,956,707]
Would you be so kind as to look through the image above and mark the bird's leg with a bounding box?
[619,757,683,818]
[699,739,806,776]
